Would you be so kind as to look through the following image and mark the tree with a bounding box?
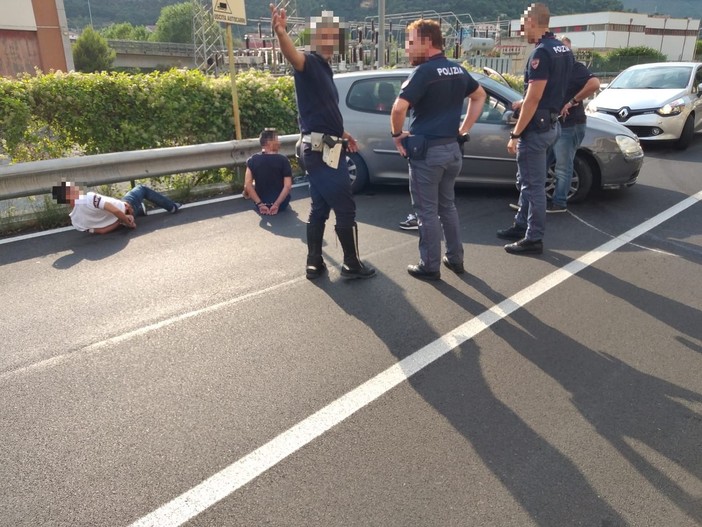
[100,22,151,41]
[150,2,193,44]
[72,27,116,72]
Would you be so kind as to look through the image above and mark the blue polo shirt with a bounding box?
[524,32,573,113]
[293,52,344,136]
[398,54,481,139]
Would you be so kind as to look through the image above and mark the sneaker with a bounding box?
[399,213,419,230]
[171,203,182,214]
[496,223,527,240]
[508,203,520,211]
[546,203,567,213]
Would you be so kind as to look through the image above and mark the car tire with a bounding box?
[546,155,593,203]
[569,155,593,203]
[346,153,369,194]
[674,115,694,150]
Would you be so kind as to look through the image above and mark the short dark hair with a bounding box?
[51,181,70,204]
[407,19,443,50]
[259,128,277,147]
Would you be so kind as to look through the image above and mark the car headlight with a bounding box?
[656,98,685,116]
[616,135,643,159]
[585,101,597,115]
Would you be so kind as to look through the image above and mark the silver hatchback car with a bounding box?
[586,62,702,150]
[300,69,644,202]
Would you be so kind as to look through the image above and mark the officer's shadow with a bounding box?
[310,268,628,525]
[52,228,131,269]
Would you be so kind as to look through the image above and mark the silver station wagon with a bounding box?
[322,68,644,202]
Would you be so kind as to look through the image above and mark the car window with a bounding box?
[478,95,508,124]
[610,66,693,89]
[461,92,509,124]
[346,78,404,114]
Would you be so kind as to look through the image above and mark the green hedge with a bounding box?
[0,68,298,163]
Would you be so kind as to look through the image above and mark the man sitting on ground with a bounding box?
[244,128,293,216]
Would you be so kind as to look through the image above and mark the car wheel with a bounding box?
[346,153,369,194]
[674,115,694,150]
[569,155,593,203]
[545,154,593,203]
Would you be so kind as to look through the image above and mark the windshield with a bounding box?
[609,66,692,90]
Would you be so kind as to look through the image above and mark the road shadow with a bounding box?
[312,270,628,525]
[475,274,702,524]
[52,229,131,269]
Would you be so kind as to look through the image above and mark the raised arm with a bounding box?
[270,3,305,72]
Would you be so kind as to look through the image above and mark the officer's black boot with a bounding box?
[335,223,376,279]
[306,222,326,280]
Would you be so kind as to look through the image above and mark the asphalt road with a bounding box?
[1,137,701,527]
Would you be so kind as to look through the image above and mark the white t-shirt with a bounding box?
[70,192,126,232]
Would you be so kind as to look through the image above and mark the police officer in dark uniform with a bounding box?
[271,5,375,280]
[497,3,573,254]
[391,19,486,280]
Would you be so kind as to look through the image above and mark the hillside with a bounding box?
[620,0,702,19]
[65,0,638,31]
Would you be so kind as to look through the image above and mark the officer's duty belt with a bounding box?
[301,133,343,152]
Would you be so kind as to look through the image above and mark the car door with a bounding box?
[458,89,517,185]
[694,65,702,133]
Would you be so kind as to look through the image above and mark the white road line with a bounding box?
[0,276,305,383]
[129,191,702,527]
[569,210,677,256]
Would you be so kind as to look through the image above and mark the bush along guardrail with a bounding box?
[0,68,298,164]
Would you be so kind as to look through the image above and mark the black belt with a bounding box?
[427,137,456,147]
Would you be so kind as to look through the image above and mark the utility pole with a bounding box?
[378,0,385,68]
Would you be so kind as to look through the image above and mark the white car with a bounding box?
[586,62,702,149]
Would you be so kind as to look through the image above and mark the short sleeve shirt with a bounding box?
[69,192,126,231]
[293,52,344,136]
[563,61,594,126]
[399,54,481,139]
[524,33,573,113]
[246,152,293,203]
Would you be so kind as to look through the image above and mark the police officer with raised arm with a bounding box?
[497,3,573,255]
[271,4,375,280]
[390,19,486,280]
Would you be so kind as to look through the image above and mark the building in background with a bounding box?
[502,11,700,75]
[0,0,74,77]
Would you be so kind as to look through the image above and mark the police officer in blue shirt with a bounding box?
[497,3,573,254]
[271,5,375,280]
[391,19,486,280]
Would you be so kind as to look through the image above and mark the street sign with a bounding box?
[212,0,246,25]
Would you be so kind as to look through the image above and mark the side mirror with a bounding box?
[697,82,702,96]
[502,110,518,124]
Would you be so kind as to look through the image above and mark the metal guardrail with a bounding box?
[0,135,298,201]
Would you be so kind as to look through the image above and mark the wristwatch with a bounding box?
[391,131,402,138]
[509,130,521,139]
[569,98,579,105]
